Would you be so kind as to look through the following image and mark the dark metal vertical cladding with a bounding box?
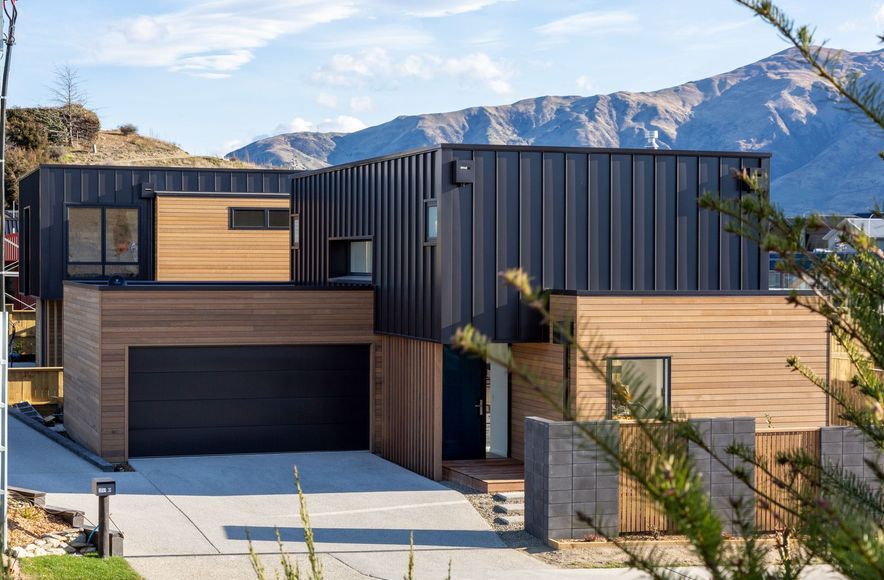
[472,150,496,337]
[495,151,520,340]
[519,151,543,339]
[655,156,677,290]
[564,153,588,290]
[741,156,762,290]
[632,155,654,291]
[443,149,473,342]
[676,156,698,290]
[542,153,565,291]
[610,154,632,291]
[759,156,771,290]
[589,153,610,290]
[720,158,741,290]
[698,156,720,290]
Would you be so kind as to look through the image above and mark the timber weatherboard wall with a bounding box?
[62,282,376,462]
[292,145,770,345]
[155,194,290,281]
[550,293,830,430]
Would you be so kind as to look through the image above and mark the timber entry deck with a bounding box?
[441,459,524,493]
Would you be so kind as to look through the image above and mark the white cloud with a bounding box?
[575,75,593,93]
[442,52,513,94]
[313,48,512,94]
[274,115,366,134]
[315,92,339,107]
[321,115,367,132]
[404,0,511,18]
[92,0,358,77]
[536,10,639,37]
[349,96,374,112]
[876,3,884,28]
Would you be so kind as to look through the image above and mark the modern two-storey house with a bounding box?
[23,145,828,482]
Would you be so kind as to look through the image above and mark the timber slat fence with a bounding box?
[9,367,63,404]
[754,429,820,531]
[618,422,680,534]
[618,423,822,534]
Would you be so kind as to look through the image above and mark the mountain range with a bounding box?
[227,47,883,214]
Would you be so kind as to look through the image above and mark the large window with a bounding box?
[67,207,140,278]
[329,238,372,282]
[607,356,671,420]
[230,207,289,230]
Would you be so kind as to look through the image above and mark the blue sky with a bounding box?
[9,1,883,156]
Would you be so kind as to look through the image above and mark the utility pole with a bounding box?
[0,0,18,554]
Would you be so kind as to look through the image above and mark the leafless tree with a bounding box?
[49,64,87,145]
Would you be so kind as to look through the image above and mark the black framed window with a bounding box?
[229,207,289,230]
[607,356,671,420]
[67,206,140,278]
[425,200,438,243]
[329,238,373,282]
[291,213,300,250]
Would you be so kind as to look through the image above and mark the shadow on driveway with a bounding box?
[224,526,503,548]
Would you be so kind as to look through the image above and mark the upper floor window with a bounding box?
[67,206,140,278]
[425,201,438,243]
[229,207,289,230]
[329,238,372,283]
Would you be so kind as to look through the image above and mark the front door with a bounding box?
[442,346,486,460]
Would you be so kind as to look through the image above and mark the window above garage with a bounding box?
[67,206,140,279]
[229,207,289,230]
[329,238,373,284]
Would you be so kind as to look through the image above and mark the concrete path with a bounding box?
[11,417,618,579]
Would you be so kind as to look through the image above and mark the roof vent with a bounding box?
[644,130,660,150]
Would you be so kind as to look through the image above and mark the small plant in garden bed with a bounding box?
[17,554,140,580]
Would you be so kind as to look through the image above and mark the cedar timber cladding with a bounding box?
[155,195,290,281]
[551,294,829,430]
[62,283,375,462]
[377,336,443,479]
[439,146,770,343]
[509,343,565,461]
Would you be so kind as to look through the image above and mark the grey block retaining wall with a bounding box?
[821,426,884,486]
[525,416,757,541]
[524,418,619,540]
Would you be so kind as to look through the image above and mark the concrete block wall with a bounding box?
[821,426,884,485]
[687,417,756,533]
[524,417,619,540]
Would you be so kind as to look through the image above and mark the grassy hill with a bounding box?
[63,130,257,168]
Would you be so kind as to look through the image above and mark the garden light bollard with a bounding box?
[92,477,116,558]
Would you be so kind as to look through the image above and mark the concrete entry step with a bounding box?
[492,491,524,503]
[494,514,524,526]
[493,503,524,515]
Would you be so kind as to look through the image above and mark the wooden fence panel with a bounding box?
[619,423,680,534]
[8,367,64,404]
[755,429,820,531]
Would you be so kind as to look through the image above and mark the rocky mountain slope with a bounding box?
[228,47,883,214]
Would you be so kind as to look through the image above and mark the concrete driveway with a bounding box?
[10,417,625,580]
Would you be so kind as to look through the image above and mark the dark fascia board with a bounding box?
[63,280,374,292]
[292,143,772,180]
[550,289,811,297]
[28,163,300,174]
[439,143,772,159]
[155,190,290,199]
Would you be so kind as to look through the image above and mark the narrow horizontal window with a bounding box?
[230,207,291,230]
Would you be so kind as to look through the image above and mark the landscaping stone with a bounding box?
[494,514,525,526]
[9,526,99,560]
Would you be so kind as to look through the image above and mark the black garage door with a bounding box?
[128,344,370,457]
